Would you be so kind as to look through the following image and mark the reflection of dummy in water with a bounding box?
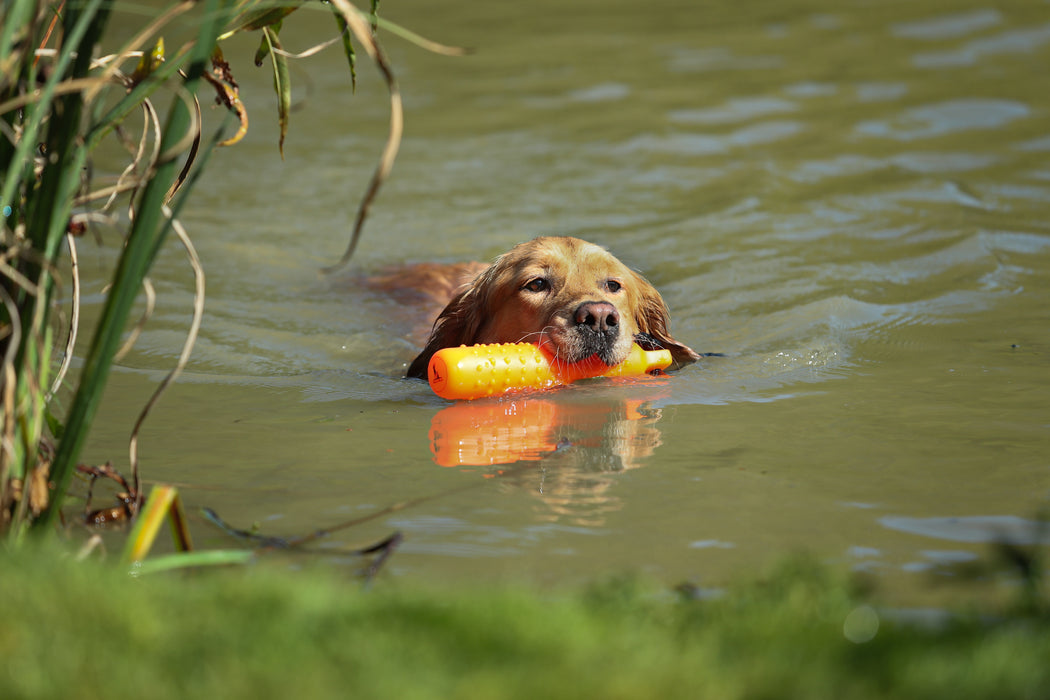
[524,398,663,527]
[429,385,666,526]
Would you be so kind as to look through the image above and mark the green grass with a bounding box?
[0,547,1047,699]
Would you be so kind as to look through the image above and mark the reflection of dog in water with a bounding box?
[430,392,665,526]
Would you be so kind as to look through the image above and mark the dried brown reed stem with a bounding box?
[46,231,80,402]
[321,0,403,274]
[0,286,21,483]
[126,207,205,504]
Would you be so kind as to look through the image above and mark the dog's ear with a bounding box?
[630,271,700,370]
[405,273,494,379]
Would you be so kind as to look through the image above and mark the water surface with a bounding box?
[78,0,1050,601]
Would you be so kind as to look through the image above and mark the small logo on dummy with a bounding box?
[429,357,447,392]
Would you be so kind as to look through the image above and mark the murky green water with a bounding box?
[77,0,1050,600]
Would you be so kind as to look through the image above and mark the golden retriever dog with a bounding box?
[405,236,699,379]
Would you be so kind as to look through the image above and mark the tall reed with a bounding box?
[1,0,412,537]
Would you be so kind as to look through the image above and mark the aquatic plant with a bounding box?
[0,0,431,538]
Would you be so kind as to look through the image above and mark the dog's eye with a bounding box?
[523,277,550,293]
[604,279,623,293]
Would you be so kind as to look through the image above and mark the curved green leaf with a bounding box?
[224,0,304,36]
[261,24,290,158]
[130,549,255,575]
[330,8,357,92]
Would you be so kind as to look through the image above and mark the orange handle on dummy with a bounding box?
[427,342,672,400]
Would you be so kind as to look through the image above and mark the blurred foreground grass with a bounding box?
[0,545,1047,699]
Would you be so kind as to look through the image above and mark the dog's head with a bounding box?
[406,236,699,378]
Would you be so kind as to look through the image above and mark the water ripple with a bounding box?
[881,515,1050,545]
[912,23,1050,67]
[669,97,797,125]
[891,10,1002,40]
[856,99,1030,141]
[618,120,803,156]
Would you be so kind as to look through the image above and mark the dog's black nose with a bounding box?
[573,301,619,333]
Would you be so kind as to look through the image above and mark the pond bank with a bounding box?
[2,546,1047,699]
